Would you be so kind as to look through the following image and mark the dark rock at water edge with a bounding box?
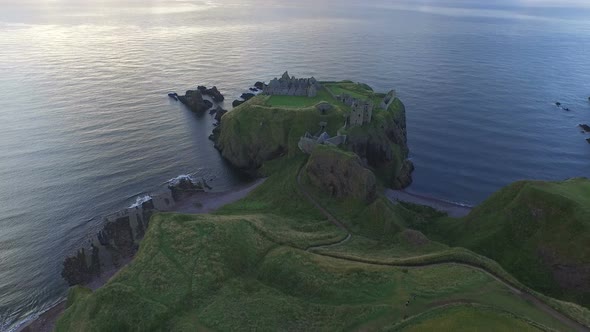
[254,81,265,90]
[240,92,255,100]
[168,177,204,201]
[178,90,208,112]
[587,138,590,144]
[61,191,173,287]
[61,245,100,286]
[579,124,590,132]
[204,99,213,111]
[215,106,227,122]
[232,99,245,108]
[198,86,225,102]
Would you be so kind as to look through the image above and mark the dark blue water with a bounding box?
[1,0,590,330]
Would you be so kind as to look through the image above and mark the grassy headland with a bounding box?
[56,81,590,331]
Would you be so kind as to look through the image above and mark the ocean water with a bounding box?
[1,0,590,329]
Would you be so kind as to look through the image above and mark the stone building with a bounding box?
[338,93,374,128]
[263,71,320,98]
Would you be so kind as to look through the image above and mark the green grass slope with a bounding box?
[57,157,590,331]
[412,178,590,307]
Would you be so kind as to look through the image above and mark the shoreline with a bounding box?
[17,178,266,332]
[385,189,473,218]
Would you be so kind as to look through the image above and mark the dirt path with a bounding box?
[295,166,589,332]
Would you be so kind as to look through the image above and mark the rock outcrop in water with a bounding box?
[197,86,225,103]
[178,90,209,112]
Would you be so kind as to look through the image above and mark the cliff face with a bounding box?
[213,96,346,174]
[213,88,413,189]
[346,98,413,189]
[305,145,377,202]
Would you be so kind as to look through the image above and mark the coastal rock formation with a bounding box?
[197,86,224,102]
[214,80,412,187]
[61,192,175,287]
[579,124,590,132]
[168,177,204,201]
[254,81,265,90]
[305,145,376,202]
[61,245,100,286]
[214,106,227,122]
[346,98,413,189]
[178,90,208,112]
[240,92,255,100]
[203,99,213,111]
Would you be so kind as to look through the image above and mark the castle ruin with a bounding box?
[339,93,374,128]
[263,71,320,98]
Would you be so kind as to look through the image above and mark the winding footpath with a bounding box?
[295,166,589,332]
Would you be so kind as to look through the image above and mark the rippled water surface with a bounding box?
[1,0,590,329]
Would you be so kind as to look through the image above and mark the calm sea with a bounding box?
[1,0,589,329]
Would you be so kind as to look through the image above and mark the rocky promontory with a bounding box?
[212,78,414,188]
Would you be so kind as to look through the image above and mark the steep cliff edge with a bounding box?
[345,98,413,189]
[212,81,413,188]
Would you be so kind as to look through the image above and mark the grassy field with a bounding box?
[410,178,590,307]
[390,304,545,331]
[56,155,590,331]
[265,88,336,108]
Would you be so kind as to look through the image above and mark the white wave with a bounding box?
[128,195,152,208]
[167,174,196,186]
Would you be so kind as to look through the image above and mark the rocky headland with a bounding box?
[211,77,414,188]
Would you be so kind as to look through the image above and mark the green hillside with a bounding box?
[56,157,590,331]
[55,81,590,331]
[411,178,590,307]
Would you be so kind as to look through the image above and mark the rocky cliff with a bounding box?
[305,145,377,202]
[346,98,414,189]
[212,84,413,189]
